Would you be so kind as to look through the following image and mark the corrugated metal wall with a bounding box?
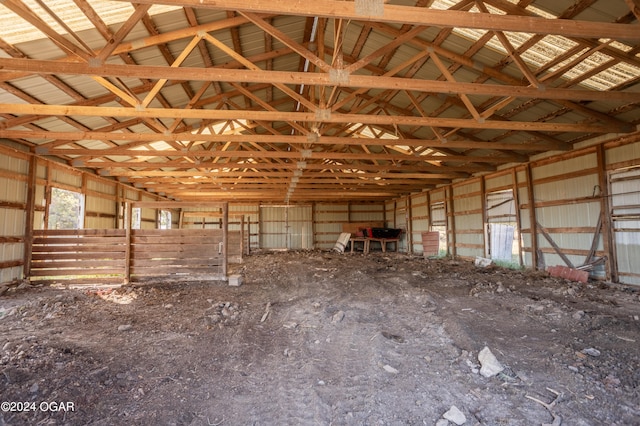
[452,179,484,258]
[2,139,640,286]
[383,140,639,285]
[610,167,640,285]
[85,178,117,229]
[260,205,313,250]
[314,203,385,250]
[410,193,429,254]
[350,203,384,223]
[531,152,602,269]
[0,149,28,283]
[314,203,348,249]
[230,204,260,251]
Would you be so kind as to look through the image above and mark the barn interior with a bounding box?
[1,0,639,424]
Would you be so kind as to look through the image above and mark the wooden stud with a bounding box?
[222,203,228,277]
[480,176,488,258]
[596,144,617,282]
[525,164,539,269]
[124,202,132,284]
[22,155,37,280]
[406,195,413,255]
[512,168,524,267]
[43,165,52,230]
[447,185,456,258]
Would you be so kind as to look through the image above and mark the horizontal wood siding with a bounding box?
[30,229,127,283]
[130,229,226,280]
[29,228,241,284]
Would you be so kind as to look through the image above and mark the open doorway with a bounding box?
[158,210,172,230]
[485,189,521,267]
[430,201,448,257]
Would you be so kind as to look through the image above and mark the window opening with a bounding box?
[48,187,84,229]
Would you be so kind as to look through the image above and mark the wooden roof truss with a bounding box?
[0,0,639,201]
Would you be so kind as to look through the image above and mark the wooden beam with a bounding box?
[1,58,638,105]
[43,147,524,163]
[0,102,627,134]
[97,161,491,173]
[121,0,640,41]
[118,170,468,179]
[5,130,569,151]
[94,4,151,63]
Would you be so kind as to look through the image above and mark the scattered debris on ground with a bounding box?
[1,251,639,425]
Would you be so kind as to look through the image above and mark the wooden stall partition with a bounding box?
[30,229,127,285]
[129,228,226,281]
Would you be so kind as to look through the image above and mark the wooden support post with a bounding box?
[480,176,488,258]
[240,215,245,256]
[222,203,228,277]
[393,201,397,228]
[43,166,52,230]
[258,204,262,250]
[425,191,431,230]
[81,174,88,229]
[406,196,413,255]
[247,218,251,255]
[596,144,616,281]
[311,202,316,249]
[525,164,539,269]
[22,155,37,280]
[447,186,456,258]
[124,202,132,284]
[512,168,524,267]
[115,183,122,229]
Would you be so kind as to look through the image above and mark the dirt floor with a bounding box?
[1,250,639,425]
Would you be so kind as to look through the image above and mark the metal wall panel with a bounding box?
[484,173,513,191]
[394,199,408,252]
[350,203,384,223]
[260,205,313,250]
[610,167,640,285]
[0,176,26,204]
[606,142,640,167]
[535,153,597,179]
[0,155,28,174]
[314,203,349,250]
[50,167,82,188]
[229,203,260,250]
[453,182,484,258]
[0,151,28,283]
[530,153,602,270]
[410,193,429,254]
[85,198,117,228]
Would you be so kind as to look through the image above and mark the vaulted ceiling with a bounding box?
[0,0,639,202]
